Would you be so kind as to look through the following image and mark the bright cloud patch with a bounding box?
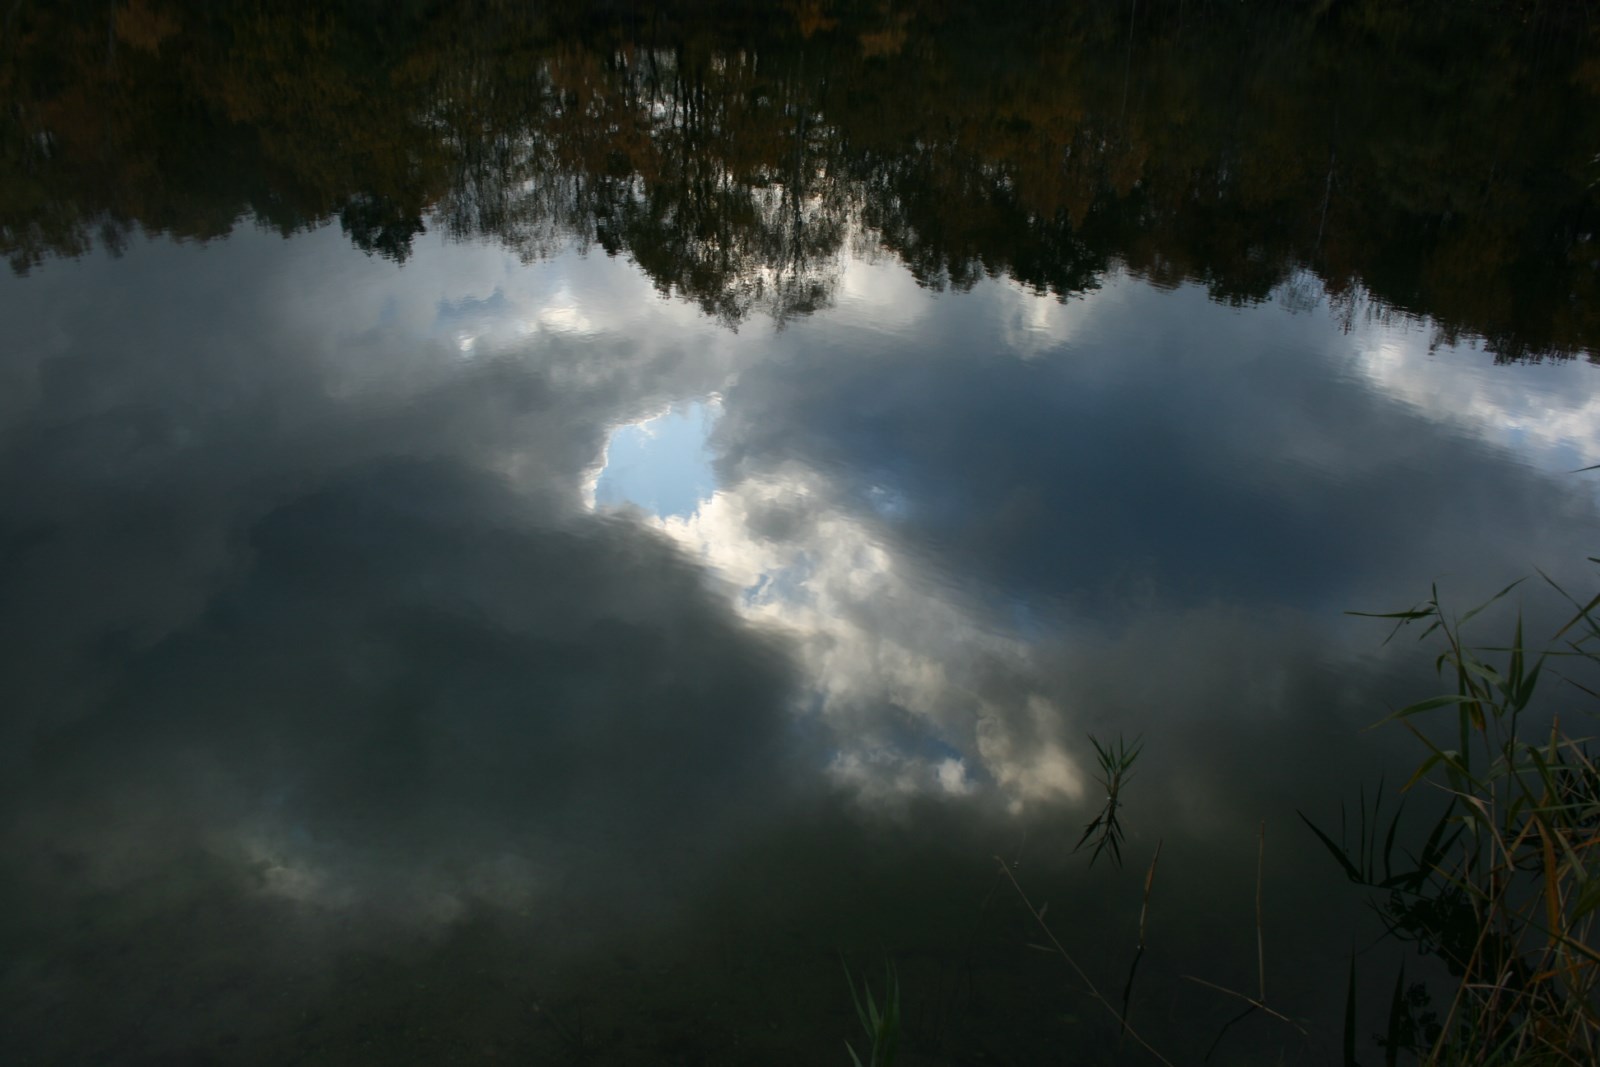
[650,468,1085,811]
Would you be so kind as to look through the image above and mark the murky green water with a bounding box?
[3,2,1598,1063]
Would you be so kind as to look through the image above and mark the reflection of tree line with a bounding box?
[3,0,1597,356]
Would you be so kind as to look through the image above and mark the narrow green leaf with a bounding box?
[1552,586,1600,640]
[1383,694,1478,721]
[1381,800,1402,884]
[1455,655,1505,691]
[1508,616,1525,692]
[1299,810,1365,884]
[1512,655,1544,712]
[1458,577,1525,625]
[1400,749,1447,792]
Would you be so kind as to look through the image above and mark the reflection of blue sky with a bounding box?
[592,401,720,519]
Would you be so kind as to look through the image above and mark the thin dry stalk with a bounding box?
[1256,820,1266,1004]
[1186,824,1310,1062]
[994,858,1177,1067]
[1139,839,1162,948]
[1118,840,1163,1039]
[1180,975,1306,1032]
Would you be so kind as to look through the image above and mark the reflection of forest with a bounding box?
[4,0,1597,356]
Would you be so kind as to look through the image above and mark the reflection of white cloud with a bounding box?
[995,279,1094,359]
[579,433,611,510]
[265,228,731,399]
[936,757,974,795]
[239,833,347,907]
[234,826,543,925]
[978,696,1082,814]
[534,287,594,334]
[1337,299,1600,476]
[834,254,933,333]
[650,469,1083,811]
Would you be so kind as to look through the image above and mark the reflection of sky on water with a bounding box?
[591,401,720,519]
[7,221,1595,820]
[7,225,1600,809]
[4,222,1600,1061]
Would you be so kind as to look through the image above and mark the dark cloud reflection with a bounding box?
[714,282,1600,627]
[4,229,1600,1063]
[0,234,816,1062]
[11,454,798,898]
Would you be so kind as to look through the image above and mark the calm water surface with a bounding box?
[3,3,1599,1063]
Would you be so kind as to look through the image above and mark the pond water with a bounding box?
[3,2,1599,1064]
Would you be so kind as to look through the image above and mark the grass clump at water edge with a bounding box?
[842,959,900,1067]
[1305,572,1600,1065]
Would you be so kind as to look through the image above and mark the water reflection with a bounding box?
[3,2,1600,1063]
[15,225,1600,1029]
[592,401,720,518]
[4,0,1598,358]
[6,221,1599,1065]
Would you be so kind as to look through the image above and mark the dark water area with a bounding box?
[2,2,1599,1064]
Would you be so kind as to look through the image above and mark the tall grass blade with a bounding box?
[1383,963,1405,1067]
[841,960,900,1067]
[1299,810,1364,883]
[1344,952,1359,1067]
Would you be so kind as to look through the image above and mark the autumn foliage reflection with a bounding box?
[3,0,1597,355]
